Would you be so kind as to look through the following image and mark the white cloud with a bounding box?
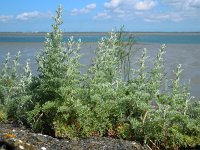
[103,0,158,21]
[96,0,199,22]
[188,0,200,8]
[163,0,182,5]
[16,11,51,21]
[103,0,135,20]
[163,0,200,10]
[71,3,96,15]
[86,3,97,9]
[104,0,133,8]
[113,7,125,14]
[144,12,183,22]
[0,15,13,22]
[192,0,200,5]
[113,8,133,19]
[160,0,200,20]
[134,0,157,11]
[104,0,157,10]
[93,12,112,20]
[71,9,79,15]
[104,0,123,8]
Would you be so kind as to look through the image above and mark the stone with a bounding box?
[0,122,147,150]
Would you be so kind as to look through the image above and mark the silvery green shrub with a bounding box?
[0,6,199,150]
[0,51,32,124]
[27,6,82,136]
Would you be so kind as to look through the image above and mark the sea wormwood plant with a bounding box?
[0,51,32,124]
[14,60,32,124]
[28,6,82,137]
[138,64,199,149]
[0,5,198,150]
[77,31,123,137]
[28,6,68,135]
[75,28,137,139]
[0,52,20,107]
[0,52,21,118]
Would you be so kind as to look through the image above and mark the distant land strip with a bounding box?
[0,32,200,36]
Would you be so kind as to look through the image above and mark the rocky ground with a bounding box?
[0,122,149,150]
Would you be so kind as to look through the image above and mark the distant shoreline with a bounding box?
[0,32,200,36]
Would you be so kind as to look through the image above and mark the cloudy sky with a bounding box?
[0,0,200,32]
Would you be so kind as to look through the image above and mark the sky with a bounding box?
[0,0,200,32]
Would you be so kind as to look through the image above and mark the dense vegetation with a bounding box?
[0,6,200,150]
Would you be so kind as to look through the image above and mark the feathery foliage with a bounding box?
[0,6,199,150]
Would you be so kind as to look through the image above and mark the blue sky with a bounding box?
[0,0,200,32]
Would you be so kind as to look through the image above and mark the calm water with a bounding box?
[0,32,200,44]
[0,32,200,98]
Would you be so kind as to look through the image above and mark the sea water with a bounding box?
[0,32,200,98]
[0,32,200,44]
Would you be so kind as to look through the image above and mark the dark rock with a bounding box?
[0,141,16,150]
[0,122,147,150]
